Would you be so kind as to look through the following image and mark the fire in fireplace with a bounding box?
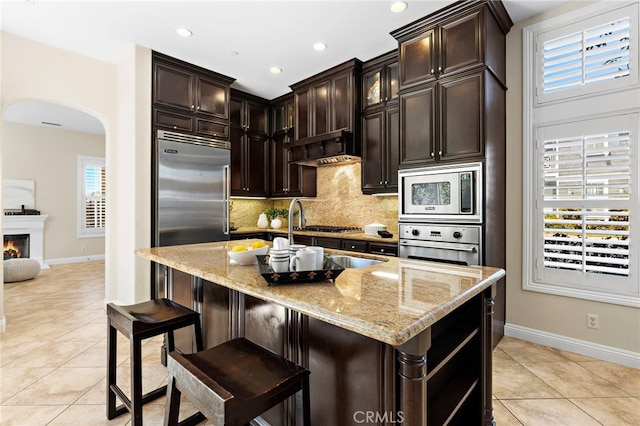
[4,234,30,260]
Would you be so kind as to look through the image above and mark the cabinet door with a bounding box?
[244,134,269,197]
[270,135,287,197]
[331,71,352,132]
[439,71,483,161]
[295,88,310,140]
[153,62,194,111]
[230,130,246,196]
[229,97,244,130]
[399,28,437,88]
[384,106,400,189]
[386,62,400,103]
[400,85,437,166]
[440,10,482,76]
[196,118,229,140]
[196,76,229,120]
[313,80,330,136]
[154,109,194,133]
[363,68,383,109]
[246,100,269,136]
[362,111,384,193]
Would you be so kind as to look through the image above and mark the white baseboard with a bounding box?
[0,316,5,333]
[46,254,105,265]
[504,323,640,369]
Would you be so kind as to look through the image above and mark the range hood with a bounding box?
[287,129,361,167]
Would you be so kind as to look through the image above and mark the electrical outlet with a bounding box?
[587,313,599,329]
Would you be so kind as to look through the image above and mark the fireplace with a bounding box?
[4,234,30,259]
[2,214,49,268]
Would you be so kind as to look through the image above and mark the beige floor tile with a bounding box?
[47,404,129,425]
[0,367,56,403]
[577,361,640,397]
[522,361,630,398]
[571,397,640,426]
[497,337,573,363]
[492,400,523,425]
[3,341,98,368]
[493,347,515,363]
[493,360,564,399]
[500,399,601,425]
[0,405,67,426]
[2,367,105,406]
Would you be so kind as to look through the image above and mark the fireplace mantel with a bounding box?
[3,215,49,268]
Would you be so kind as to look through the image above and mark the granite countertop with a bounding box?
[231,226,399,243]
[135,241,504,347]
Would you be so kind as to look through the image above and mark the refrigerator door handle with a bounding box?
[223,164,230,235]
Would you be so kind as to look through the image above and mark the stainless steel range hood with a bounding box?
[287,129,361,167]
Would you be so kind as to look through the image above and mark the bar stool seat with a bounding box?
[165,337,310,426]
[107,298,203,426]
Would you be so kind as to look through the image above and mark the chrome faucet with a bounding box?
[288,198,306,245]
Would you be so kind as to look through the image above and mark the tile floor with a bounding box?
[1,261,639,425]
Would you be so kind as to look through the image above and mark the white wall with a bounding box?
[3,122,105,262]
[505,1,639,364]
[1,33,153,330]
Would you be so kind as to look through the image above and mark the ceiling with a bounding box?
[1,0,571,135]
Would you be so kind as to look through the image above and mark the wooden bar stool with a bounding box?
[107,298,203,426]
[164,337,310,426]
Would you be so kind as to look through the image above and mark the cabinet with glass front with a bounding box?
[362,50,399,111]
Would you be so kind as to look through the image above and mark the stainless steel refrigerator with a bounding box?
[153,130,230,297]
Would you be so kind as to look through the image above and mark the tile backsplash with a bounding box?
[231,163,398,233]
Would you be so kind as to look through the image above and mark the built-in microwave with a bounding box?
[398,162,483,223]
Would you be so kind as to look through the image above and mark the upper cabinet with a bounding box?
[230,91,269,138]
[363,54,399,110]
[229,90,270,197]
[270,94,317,198]
[152,52,235,140]
[391,0,512,167]
[393,1,510,91]
[289,59,363,164]
[361,51,400,194]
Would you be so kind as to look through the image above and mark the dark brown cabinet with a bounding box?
[289,59,362,164]
[399,69,490,165]
[230,91,269,197]
[152,52,234,140]
[361,51,400,194]
[230,90,269,137]
[270,94,317,198]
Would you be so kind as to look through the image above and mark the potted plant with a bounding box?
[264,207,289,229]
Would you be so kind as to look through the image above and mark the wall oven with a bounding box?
[399,223,481,265]
[398,162,483,223]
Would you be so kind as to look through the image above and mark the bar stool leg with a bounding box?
[130,337,143,426]
[106,322,121,419]
[163,376,180,426]
[302,375,311,426]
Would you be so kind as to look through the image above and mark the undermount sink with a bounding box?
[328,255,384,269]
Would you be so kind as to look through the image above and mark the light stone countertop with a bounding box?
[136,241,504,347]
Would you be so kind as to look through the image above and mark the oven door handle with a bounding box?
[399,240,478,252]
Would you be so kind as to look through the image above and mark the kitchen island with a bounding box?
[136,241,505,425]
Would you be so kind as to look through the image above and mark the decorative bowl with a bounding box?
[227,245,269,265]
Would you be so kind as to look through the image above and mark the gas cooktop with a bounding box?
[293,225,362,234]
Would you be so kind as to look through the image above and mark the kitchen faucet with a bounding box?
[288,198,306,245]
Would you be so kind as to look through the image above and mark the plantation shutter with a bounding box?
[84,164,106,229]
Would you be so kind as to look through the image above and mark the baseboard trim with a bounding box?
[46,255,105,265]
[504,323,640,369]
[0,316,6,333]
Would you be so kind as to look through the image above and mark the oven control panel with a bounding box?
[399,223,481,245]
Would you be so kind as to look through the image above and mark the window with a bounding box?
[523,1,639,307]
[78,156,106,237]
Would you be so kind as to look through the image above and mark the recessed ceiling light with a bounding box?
[270,67,282,74]
[175,27,192,38]
[390,1,408,13]
[313,42,327,51]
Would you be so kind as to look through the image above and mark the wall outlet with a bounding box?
[587,313,599,329]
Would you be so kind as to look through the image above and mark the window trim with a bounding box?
[522,0,640,308]
[77,155,106,238]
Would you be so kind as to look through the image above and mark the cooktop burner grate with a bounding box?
[294,225,362,233]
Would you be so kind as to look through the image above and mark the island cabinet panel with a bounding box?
[306,317,395,425]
